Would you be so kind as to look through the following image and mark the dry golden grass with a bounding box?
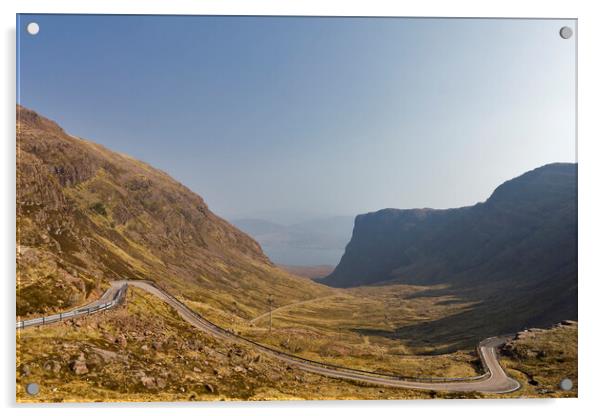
[186,283,484,379]
[17,286,577,401]
[17,288,486,402]
[497,322,578,398]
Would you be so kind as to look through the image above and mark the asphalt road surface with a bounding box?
[17,280,520,394]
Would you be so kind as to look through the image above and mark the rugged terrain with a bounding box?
[500,320,577,397]
[17,287,468,402]
[16,105,332,320]
[16,106,578,401]
[17,286,576,402]
[321,163,577,334]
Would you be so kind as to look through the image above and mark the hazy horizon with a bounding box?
[18,15,576,223]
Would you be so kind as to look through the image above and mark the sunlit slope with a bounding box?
[16,288,448,402]
[16,105,332,318]
[499,321,577,398]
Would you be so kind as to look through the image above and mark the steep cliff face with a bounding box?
[323,163,576,289]
[320,164,577,326]
[16,106,330,318]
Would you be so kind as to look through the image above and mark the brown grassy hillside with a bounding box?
[16,105,331,319]
[17,287,462,402]
[500,321,577,398]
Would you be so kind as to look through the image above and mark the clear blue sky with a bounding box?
[17,15,576,223]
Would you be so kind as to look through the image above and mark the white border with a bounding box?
[2,1,601,415]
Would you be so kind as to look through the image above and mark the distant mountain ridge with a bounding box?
[321,163,577,324]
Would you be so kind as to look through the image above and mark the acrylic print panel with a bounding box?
[16,14,577,402]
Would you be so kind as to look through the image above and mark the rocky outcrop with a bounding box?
[70,353,89,375]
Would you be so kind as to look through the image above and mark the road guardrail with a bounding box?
[16,284,128,330]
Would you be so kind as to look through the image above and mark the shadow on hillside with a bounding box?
[351,303,495,354]
[352,275,577,354]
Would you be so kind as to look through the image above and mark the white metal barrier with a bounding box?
[16,284,128,330]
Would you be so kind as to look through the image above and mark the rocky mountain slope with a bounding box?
[16,106,331,318]
[321,163,577,328]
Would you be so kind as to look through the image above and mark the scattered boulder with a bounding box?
[156,378,166,389]
[188,339,203,351]
[115,334,127,348]
[20,364,31,377]
[90,347,118,363]
[140,375,156,389]
[43,360,61,374]
[70,353,88,375]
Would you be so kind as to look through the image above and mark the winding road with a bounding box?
[17,280,520,394]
